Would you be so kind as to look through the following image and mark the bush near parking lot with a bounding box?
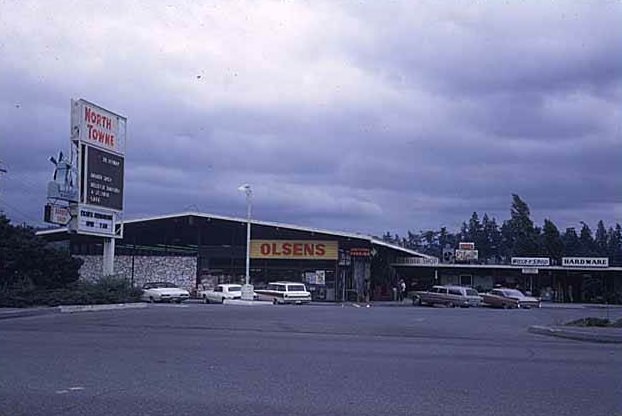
[0,214,141,307]
[564,317,622,328]
[0,277,142,307]
[1,214,82,291]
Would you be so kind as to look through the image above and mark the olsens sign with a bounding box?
[251,240,338,260]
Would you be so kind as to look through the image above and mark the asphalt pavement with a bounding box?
[1,304,621,416]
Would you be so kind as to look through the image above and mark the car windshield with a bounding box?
[466,289,479,296]
[503,289,525,298]
[287,285,306,292]
[228,286,241,292]
[145,282,177,289]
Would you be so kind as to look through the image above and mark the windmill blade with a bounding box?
[49,156,57,165]
[58,151,64,162]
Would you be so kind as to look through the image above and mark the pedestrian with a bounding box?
[399,279,406,302]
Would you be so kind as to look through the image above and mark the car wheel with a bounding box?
[273,298,279,305]
[447,302,455,308]
[203,296,210,304]
[503,303,510,309]
[221,297,226,304]
[149,296,155,303]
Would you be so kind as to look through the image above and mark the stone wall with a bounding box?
[77,255,197,290]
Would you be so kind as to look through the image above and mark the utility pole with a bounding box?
[0,161,6,214]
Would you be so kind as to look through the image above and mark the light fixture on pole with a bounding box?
[237,183,254,301]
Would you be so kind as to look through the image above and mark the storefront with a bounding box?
[392,261,622,304]
[38,212,431,302]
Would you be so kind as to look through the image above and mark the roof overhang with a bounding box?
[391,263,622,273]
[36,211,432,259]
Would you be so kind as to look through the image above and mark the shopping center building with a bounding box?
[38,211,622,303]
[392,258,622,304]
[38,211,432,302]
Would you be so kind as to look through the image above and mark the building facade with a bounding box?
[39,212,431,302]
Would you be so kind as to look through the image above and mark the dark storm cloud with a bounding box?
[0,1,620,235]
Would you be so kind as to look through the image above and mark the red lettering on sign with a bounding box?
[304,244,314,256]
[293,243,303,256]
[260,243,270,256]
[316,244,326,256]
[271,243,281,256]
[282,243,292,255]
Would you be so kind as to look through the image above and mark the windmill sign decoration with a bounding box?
[47,150,78,202]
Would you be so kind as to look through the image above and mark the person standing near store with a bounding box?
[399,279,406,302]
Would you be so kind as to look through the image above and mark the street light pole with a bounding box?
[238,184,254,300]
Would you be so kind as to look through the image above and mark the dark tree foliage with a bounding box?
[607,225,622,266]
[541,219,563,263]
[595,220,608,254]
[384,195,621,266]
[562,227,581,257]
[0,214,82,290]
[578,222,596,256]
[506,194,540,256]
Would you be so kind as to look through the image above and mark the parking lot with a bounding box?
[1,303,621,416]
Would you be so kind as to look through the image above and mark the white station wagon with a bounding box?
[255,281,312,305]
[199,284,242,304]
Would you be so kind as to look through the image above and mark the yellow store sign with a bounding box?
[251,240,338,260]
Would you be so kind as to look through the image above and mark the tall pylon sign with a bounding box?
[45,99,127,276]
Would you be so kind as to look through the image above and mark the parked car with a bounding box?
[199,284,243,304]
[481,288,541,309]
[254,281,312,305]
[141,282,190,303]
[414,285,482,307]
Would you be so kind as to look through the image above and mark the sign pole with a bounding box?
[238,184,254,301]
[103,237,115,276]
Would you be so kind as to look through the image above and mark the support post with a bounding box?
[238,184,254,301]
[103,237,115,276]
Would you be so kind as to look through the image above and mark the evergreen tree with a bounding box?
[485,216,502,263]
[607,224,622,266]
[594,220,608,256]
[0,214,82,290]
[562,227,580,256]
[507,194,539,256]
[499,220,513,261]
[578,222,596,256]
[467,212,485,251]
[541,219,563,263]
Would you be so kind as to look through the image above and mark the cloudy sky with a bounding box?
[1,0,620,236]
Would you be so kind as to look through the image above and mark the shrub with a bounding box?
[0,277,142,307]
[564,317,611,327]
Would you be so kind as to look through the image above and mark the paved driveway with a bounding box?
[1,304,620,416]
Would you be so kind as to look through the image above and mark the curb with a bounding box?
[528,325,622,344]
[0,307,59,320]
[223,299,273,306]
[59,303,147,313]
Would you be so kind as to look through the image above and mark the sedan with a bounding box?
[141,282,190,303]
[481,288,541,309]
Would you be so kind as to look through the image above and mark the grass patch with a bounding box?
[564,317,621,328]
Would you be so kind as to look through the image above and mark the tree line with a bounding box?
[381,194,622,266]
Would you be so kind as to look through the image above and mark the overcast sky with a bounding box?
[1,1,620,237]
